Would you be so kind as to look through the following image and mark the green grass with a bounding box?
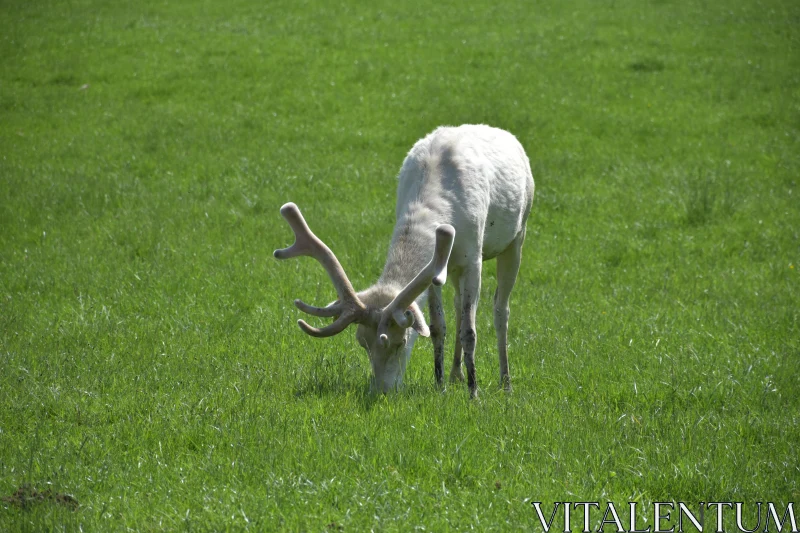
[1,0,798,529]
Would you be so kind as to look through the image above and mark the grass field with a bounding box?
[1,0,799,530]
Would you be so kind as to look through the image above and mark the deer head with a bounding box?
[274,202,455,392]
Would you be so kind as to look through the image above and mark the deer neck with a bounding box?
[377,201,439,301]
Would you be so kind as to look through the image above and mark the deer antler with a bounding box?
[274,203,366,337]
[378,224,455,344]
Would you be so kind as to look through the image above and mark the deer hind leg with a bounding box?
[459,263,482,398]
[494,230,525,392]
[428,284,446,387]
[449,271,464,383]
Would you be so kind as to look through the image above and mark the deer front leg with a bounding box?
[450,272,464,383]
[459,264,482,398]
[428,285,446,387]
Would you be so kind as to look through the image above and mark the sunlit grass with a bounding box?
[1,0,798,529]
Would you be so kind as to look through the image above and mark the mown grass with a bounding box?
[1,0,798,530]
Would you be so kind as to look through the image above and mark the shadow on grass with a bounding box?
[294,378,390,411]
[293,377,367,399]
[683,171,739,227]
[1,484,79,511]
[628,58,665,73]
[293,374,463,410]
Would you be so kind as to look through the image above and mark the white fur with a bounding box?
[358,124,534,395]
[395,124,533,268]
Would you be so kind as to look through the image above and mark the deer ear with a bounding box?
[408,302,430,337]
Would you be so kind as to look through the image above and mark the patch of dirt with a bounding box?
[1,484,79,510]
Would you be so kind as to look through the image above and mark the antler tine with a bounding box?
[430,224,455,287]
[297,315,354,338]
[274,203,363,306]
[382,224,455,328]
[274,203,366,337]
[273,203,320,259]
[294,299,342,318]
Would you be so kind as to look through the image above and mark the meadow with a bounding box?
[1,0,798,530]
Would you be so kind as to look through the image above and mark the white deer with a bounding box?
[274,124,534,397]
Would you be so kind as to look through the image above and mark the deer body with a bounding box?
[275,125,534,397]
